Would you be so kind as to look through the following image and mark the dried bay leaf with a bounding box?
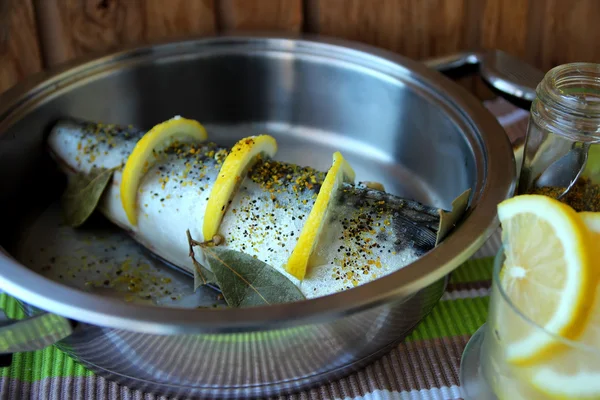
[436,188,472,245]
[202,246,305,308]
[62,167,119,227]
[186,230,217,289]
[185,230,305,307]
[193,262,216,291]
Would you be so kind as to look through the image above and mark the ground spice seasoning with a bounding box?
[530,177,600,212]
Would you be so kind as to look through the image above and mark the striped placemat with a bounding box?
[0,98,526,400]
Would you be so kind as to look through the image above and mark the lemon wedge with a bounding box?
[203,135,277,241]
[120,117,207,225]
[497,195,595,365]
[285,151,355,280]
[521,211,600,399]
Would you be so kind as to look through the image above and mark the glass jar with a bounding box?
[518,63,600,211]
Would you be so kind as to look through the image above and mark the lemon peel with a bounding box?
[120,117,207,225]
[203,135,277,241]
[285,151,355,280]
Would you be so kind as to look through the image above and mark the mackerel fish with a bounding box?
[47,118,449,299]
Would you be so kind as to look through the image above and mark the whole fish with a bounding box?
[47,118,444,299]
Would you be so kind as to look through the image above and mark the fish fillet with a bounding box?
[47,118,441,298]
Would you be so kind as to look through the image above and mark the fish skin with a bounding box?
[47,118,440,298]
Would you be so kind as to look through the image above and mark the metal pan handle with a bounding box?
[0,247,73,365]
[424,49,546,110]
[423,51,482,78]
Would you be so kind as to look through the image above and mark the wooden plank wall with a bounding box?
[0,0,42,94]
[2,0,600,95]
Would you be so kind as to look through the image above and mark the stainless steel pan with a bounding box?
[0,33,516,398]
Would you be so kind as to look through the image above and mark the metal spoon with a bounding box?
[535,142,590,199]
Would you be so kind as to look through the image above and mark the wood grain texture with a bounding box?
[217,0,303,32]
[527,0,600,71]
[10,0,600,99]
[310,0,470,60]
[468,0,532,100]
[34,0,216,67]
[479,0,530,60]
[0,0,42,93]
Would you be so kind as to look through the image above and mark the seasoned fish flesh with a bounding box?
[47,118,441,298]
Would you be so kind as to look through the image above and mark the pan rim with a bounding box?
[0,32,515,334]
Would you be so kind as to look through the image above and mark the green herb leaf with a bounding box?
[62,167,118,227]
[202,246,305,307]
[436,188,471,245]
[185,230,304,307]
[193,263,216,291]
[185,230,216,289]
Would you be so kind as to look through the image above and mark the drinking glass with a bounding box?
[459,248,600,400]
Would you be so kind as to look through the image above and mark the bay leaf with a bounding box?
[193,262,217,291]
[436,188,472,245]
[202,246,305,307]
[191,250,217,291]
[62,167,119,228]
[185,230,216,290]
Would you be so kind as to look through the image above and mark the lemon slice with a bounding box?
[285,151,355,280]
[522,212,600,399]
[497,194,595,365]
[527,287,600,399]
[203,135,277,241]
[120,117,208,225]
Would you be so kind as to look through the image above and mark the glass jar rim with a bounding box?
[532,63,600,141]
[539,62,600,116]
[493,245,600,354]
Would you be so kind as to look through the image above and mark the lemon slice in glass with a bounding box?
[527,288,600,400]
[203,135,277,241]
[285,151,355,280]
[497,194,595,365]
[120,117,207,226]
[521,211,600,399]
